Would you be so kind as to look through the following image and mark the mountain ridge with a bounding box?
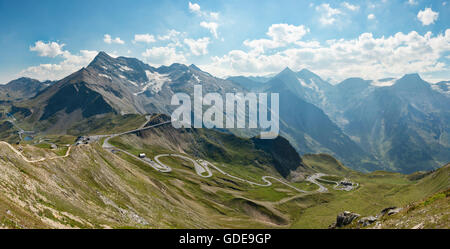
[2,51,448,173]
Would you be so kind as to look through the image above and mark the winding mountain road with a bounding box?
[99,120,328,193]
[306,173,329,193]
[3,112,34,141]
[0,117,357,194]
[102,120,172,148]
[0,141,71,163]
[308,174,359,191]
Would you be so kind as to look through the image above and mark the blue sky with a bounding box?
[0,0,449,84]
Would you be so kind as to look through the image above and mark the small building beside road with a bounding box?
[340,180,353,186]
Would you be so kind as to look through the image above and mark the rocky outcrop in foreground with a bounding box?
[330,189,450,229]
[329,211,360,228]
[329,207,402,229]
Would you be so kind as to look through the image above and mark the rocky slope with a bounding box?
[114,114,307,178]
[331,188,449,229]
[6,52,245,134]
[2,52,449,174]
[0,115,309,229]
[0,119,448,228]
[234,68,450,173]
[340,74,450,173]
[329,163,450,229]
[264,68,377,171]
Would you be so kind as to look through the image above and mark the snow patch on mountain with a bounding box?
[119,65,133,72]
[298,77,321,92]
[309,79,322,92]
[372,79,396,87]
[128,80,138,87]
[298,77,313,90]
[193,74,201,83]
[133,70,170,96]
[99,73,112,80]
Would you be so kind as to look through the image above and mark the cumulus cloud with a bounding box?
[188,2,201,14]
[267,23,309,43]
[315,3,342,25]
[407,0,418,5]
[243,24,309,54]
[30,41,65,57]
[189,1,218,20]
[417,8,439,25]
[201,29,450,82]
[141,46,186,66]
[341,2,359,11]
[157,29,185,47]
[133,34,156,43]
[200,22,219,38]
[158,30,181,41]
[103,34,125,44]
[23,44,97,81]
[368,14,375,20]
[184,37,210,56]
[189,2,221,38]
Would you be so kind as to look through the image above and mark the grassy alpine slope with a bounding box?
[369,188,449,229]
[0,114,448,228]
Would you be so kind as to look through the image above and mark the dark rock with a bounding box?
[329,211,360,228]
[387,208,402,216]
[380,206,397,216]
[358,216,377,227]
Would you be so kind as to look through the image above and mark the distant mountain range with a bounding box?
[1,51,449,173]
[0,77,53,102]
[260,68,377,172]
[229,69,450,173]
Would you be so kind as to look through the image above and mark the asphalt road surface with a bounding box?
[0,117,357,194]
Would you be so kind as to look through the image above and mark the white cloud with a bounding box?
[133,34,156,43]
[189,1,218,20]
[368,14,376,20]
[157,29,184,47]
[341,2,359,11]
[202,29,450,82]
[29,41,65,57]
[200,21,219,38]
[417,7,439,25]
[407,0,418,5]
[243,24,309,54]
[184,37,210,56]
[141,46,186,66]
[22,46,97,81]
[315,3,342,25]
[243,39,279,54]
[158,29,181,40]
[188,2,221,37]
[267,23,309,43]
[188,2,201,14]
[103,34,125,44]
